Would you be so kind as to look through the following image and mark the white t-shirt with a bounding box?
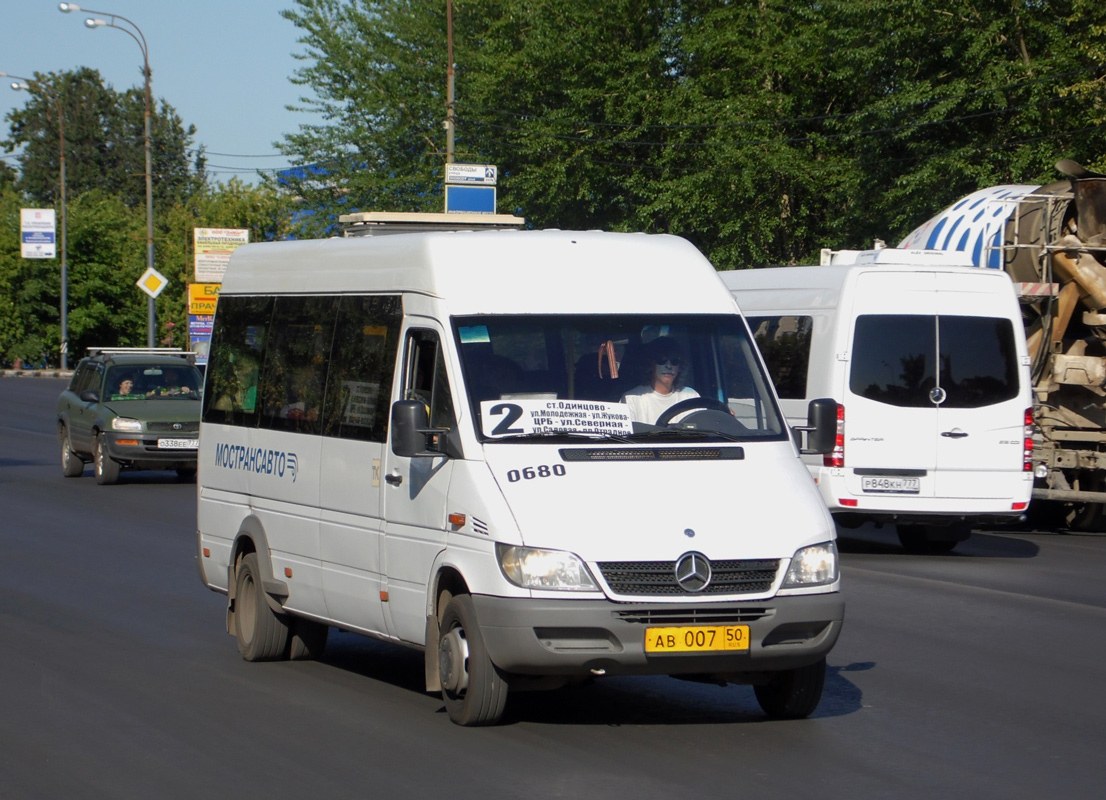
[621,385,700,424]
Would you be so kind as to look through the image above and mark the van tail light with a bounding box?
[1023,407,1034,472]
[824,403,845,468]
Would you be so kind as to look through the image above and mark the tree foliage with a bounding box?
[2,67,205,209]
[278,0,1106,267]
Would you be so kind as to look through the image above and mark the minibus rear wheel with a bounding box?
[438,594,509,726]
[234,552,291,661]
[753,658,826,719]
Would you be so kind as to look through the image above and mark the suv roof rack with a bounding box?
[85,347,197,363]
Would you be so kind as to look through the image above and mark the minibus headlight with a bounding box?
[111,418,143,432]
[782,542,838,587]
[496,544,599,591]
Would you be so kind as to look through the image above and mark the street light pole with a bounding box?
[59,3,156,348]
[3,71,69,369]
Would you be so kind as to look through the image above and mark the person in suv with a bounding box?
[57,348,203,485]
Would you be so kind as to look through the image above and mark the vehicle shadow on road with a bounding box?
[836,526,1041,559]
[317,631,868,726]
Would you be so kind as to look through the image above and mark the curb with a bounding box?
[1,370,74,379]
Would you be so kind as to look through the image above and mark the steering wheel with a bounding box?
[654,396,731,426]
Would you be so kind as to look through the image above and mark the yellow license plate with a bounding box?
[644,625,750,653]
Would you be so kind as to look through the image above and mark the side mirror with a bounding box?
[796,397,838,455]
[390,399,449,458]
[80,389,99,403]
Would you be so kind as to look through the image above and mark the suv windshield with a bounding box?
[106,364,203,401]
[454,314,786,442]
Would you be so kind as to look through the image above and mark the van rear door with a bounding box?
[844,271,940,498]
[843,269,1026,502]
[930,276,1026,499]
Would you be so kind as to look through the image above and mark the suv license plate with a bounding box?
[645,625,750,654]
[157,438,196,450]
[861,476,920,494]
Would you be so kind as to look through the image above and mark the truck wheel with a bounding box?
[93,433,120,485]
[288,617,328,661]
[234,552,290,661]
[754,658,826,719]
[60,427,83,477]
[438,594,509,726]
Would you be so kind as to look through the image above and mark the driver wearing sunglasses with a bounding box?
[621,336,699,424]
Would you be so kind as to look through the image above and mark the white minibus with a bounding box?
[196,229,843,725]
[722,248,1034,553]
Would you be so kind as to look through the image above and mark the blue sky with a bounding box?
[1,1,324,184]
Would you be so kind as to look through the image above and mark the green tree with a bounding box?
[275,0,452,232]
[2,67,205,209]
[274,0,1106,264]
[0,159,15,194]
[156,180,296,348]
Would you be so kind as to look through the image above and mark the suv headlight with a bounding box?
[496,544,599,591]
[111,418,143,432]
[782,542,838,588]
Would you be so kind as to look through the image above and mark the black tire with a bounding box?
[176,467,197,482]
[754,658,827,719]
[60,427,83,478]
[438,594,509,726]
[234,552,290,662]
[93,433,120,485]
[288,617,329,661]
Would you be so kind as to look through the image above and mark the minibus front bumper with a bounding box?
[472,592,844,678]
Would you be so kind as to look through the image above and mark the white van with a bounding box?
[196,229,843,725]
[721,248,1034,553]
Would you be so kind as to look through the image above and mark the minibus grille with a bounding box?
[614,607,772,625]
[598,559,779,596]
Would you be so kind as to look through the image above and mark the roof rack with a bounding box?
[85,347,197,362]
[339,210,526,237]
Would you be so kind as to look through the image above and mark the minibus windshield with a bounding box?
[454,314,787,443]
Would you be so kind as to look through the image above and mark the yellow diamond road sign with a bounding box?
[137,267,169,299]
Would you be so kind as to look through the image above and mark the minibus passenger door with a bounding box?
[382,327,457,644]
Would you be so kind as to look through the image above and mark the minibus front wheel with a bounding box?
[438,594,509,726]
[753,658,827,719]
[234,552,291,661]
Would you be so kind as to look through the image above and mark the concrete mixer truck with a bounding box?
[900,160,1106,528]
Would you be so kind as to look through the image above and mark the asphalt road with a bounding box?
[2,376,1103,799]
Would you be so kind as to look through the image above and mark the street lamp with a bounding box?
[60,2,156,348]
[1,71,69,369]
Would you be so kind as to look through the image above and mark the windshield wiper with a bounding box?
[626,428,746,443]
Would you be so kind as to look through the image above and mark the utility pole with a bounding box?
[445,0,455,164]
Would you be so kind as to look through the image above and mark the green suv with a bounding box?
[57,348,203,484]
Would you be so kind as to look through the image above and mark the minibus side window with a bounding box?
[257,296,338,435]
[321,295,401,442]
[203,295,273,427]
[747,315,812,400]
[404,330,457,433]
